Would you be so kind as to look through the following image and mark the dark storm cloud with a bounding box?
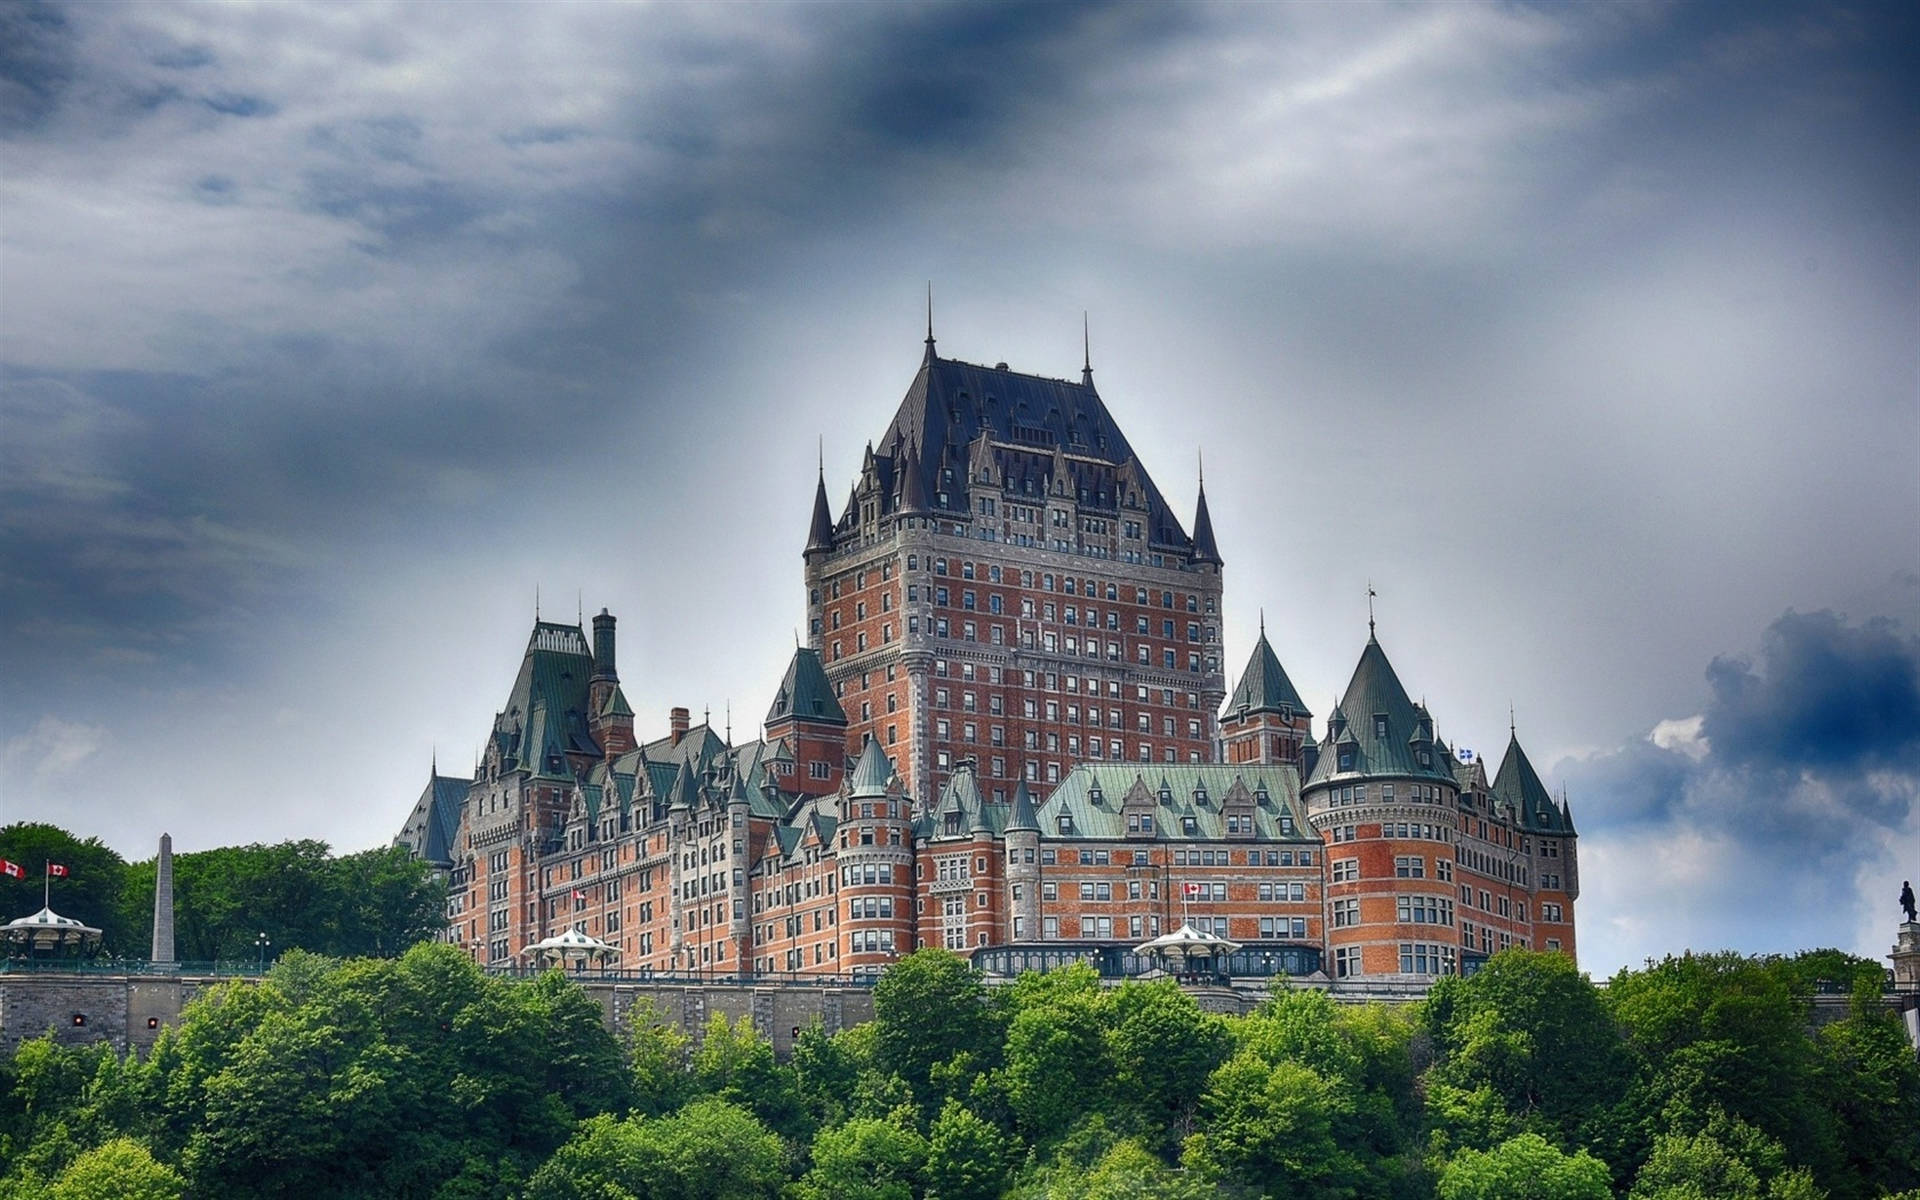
[1563,606,1920,968]
[0,1,76,131]
[1704,610,1920,774]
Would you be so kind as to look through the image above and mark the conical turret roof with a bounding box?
[1225,628,1309,719]
[1190,480,1221,565]
[849,736,894,798]
[806,469,835,554]
[1305,634,1453,788]
[1006,778,1040,833]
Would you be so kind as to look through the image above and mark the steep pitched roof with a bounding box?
[490,622,600,779]
[1490,733,1576,835]
[395,771,469,867]
[863,350,1195,553]
[1305,635,1453,788]
[1224,629,1310,720]
[765,646,848,727]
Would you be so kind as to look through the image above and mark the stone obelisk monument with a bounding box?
[151,832,176,970]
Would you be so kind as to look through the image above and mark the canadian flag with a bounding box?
[46,863,69,878]
[1183,882,1203,897]
[572,889,587,901]
[0,859,23,879]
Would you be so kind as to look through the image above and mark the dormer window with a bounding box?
[1373,715,1389,738]
[944,811,961,835]
[1181,815,1197,835]
[1338,749,1356,771]
[1057,813,1074,834]
[1417,749,1431,767]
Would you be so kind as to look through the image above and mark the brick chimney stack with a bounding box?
[670,707,690,745]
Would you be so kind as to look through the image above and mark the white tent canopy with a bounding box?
[521,927,618,969]
[1133,922,1241,970]
[3,906,103,953]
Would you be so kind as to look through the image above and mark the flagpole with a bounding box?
[44,860,50,909]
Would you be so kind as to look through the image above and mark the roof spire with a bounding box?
[1509,702,1516,736]
[924,282,936,361]
[1259,607,1265,637]
[725,701,731,745]
[805,448,836,555]
[1189,454,1221,566]
[535,584,540,621]
[1082,311,1092,386]
[1367,582,1376,640]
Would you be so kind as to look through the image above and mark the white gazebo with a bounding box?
[1134,923,1241,980]
[522,927,619,971]
[2,907,103,956]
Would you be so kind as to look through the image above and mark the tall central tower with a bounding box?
[803,329,1227,812]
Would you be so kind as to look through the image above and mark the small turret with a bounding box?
[805,465,835,557]
[1190,472,1221,566]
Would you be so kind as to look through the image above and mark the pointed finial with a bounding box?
[725,701,732,744]
[1082,311,1092,383]
[1259,607,1265,637]
[1197,446,1205,488]
[577,589,583,627]
[925,282,935,348]
[818,435,824,477]
[535,584,541,621]
[1509,703,1516,736]
[431,745,437,775]
[1366,582,1376,637]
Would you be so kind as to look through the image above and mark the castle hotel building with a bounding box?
[396,326,1579,983]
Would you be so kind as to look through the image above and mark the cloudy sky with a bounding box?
[2,0,1915,975]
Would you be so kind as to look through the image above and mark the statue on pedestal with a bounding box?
[1902,880,1916,924]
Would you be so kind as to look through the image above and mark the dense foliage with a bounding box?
[1,945,1914,1198]
[0,823,445,962]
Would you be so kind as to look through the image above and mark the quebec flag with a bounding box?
[1456,747,1475,763]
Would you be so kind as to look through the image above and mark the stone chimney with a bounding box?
[670,706,690,746]
[151,832,176,970]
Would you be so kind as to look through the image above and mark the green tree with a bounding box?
[689,1012,807,1138]
[0,823,132,953]
[925,1099,1013,1200]
[627,998,693,1116]
[871,949,1000,1110]
[1437,1132,1612,1200]
[1002,967,1112,1139]
[793,1115,927,1200]
[1423,950,1630,1153]
[1104,981,1229,1146]
[1629,1112,1825,1200]
[47,1137,184,1200]
[1607,953,1841,1187]
[1181,1053,1354,1197]
[524,1099,783,1200]
[1052,1138,1223,1200]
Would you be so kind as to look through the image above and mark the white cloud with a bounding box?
[2,716,108,797]
[1650,715,1709,760]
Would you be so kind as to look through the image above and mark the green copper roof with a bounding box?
[766,646,847,727]
[1304,635,1454,789]
[1038,763,1312,842]
[600,685,633,719]
[1224,629,1310,720]
[1491,733,1576,835]
[491,621,600,779]
[848,736,895,798]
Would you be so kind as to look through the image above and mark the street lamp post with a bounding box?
[255,932,271,973]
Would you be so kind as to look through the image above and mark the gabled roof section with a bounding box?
[765,646,848,727]
[1039,763,1312,842]
[870,350,1194,552]
[600,685,633,719]
[1491,733,1575,835]
[1224,629,1310,720]
[1305,635,1454,788]
[848,736,894,798]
